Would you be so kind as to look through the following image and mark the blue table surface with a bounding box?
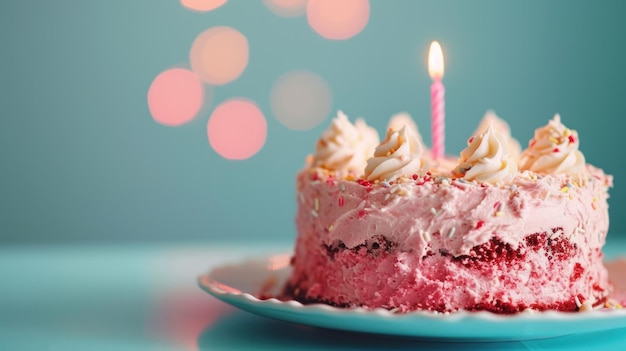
[2,235,626,351]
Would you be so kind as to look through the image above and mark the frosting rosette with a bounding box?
[518,114,586,176]
[387,112,426,153]
[364,125,428,182]
[453,122,518,185]
[312,111,380,176]
[473,110,522,161]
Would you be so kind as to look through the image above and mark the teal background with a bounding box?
[1,0,624,244]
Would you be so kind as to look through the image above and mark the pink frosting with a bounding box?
[297,165,611,258]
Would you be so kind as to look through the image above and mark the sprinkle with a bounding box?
[311,209,319,218]
[390,185,399,194]
[575,295,582,308]
[553,148,560,153]
[493,201,501,209]
[430,208,437,215]
[563,129,571,137]
[338,196,344,207]
[340,184,346,191]
[560,186,569,193]
[422,231,431,242]
[495,211,504,217]
[476,220,485,229]
[381,181,390,188]
[314,198,320,211]
[568,135,576,144]
[412,174,418,180]
[468,136,475,144]
[384,193,391,201]
[358,210,366,219]
[549,136,559,144]
[328,224,334,232]
[447,227,456,238]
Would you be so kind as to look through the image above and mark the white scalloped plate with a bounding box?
[198,254,626,341]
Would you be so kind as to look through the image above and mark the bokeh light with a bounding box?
[190,27,249,85]
[270,70,332,130]
[263,0,307,17]
[306,0,369,40]
[180,0,227,12]
[207,99,267,160]
[147,68,204,126]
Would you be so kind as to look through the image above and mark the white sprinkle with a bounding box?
[447,227,456,238]
[497,202,504,212]
[390,185,399,194]
[430,208,437,215]
[422,230,431,242]
[314,198,320,211]
[340,184,346,191]
[311,209,319,218]
[381,181,390,188]
[441,179,450,187]
[384,193,391,201]
[574,295,582,308]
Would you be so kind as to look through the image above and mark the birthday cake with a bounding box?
[282,111,613,314]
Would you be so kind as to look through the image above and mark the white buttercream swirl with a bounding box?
[387,112,426,153]
[364,125,428,181]
[313,111,380,176]
[518,114,586,176]
[453,122,518,185]
[473,110,522,161]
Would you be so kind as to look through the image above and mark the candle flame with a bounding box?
[428,41,445,80]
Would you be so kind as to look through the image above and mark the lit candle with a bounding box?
[428,41,445,160]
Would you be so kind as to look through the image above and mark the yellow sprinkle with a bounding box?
[563,129,571,137]
[328,224,334,232]
[314,198,320,211]
[549,137,559,144]
[560,186,569,193]
[495,211,505,217]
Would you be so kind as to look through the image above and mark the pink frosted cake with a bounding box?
[283,111,613,314]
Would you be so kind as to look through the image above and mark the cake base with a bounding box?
[283,229,610,314]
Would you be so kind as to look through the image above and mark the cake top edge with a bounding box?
[306,110,610,187]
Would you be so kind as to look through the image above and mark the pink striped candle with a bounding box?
[428,41,445,160]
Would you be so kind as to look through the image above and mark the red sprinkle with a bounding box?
[357,179,372,187]
[412,174,418,180]
[553,148,560,153]
[493,201,501,209]
[476,220,485,229]
[530,139,537,147]
[358,210,366,219]
[312,173,319,181]
[468,136,475,144]
[568,135,576,144]
[338,197,344,207]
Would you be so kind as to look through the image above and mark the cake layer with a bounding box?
[285,231,609,313]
